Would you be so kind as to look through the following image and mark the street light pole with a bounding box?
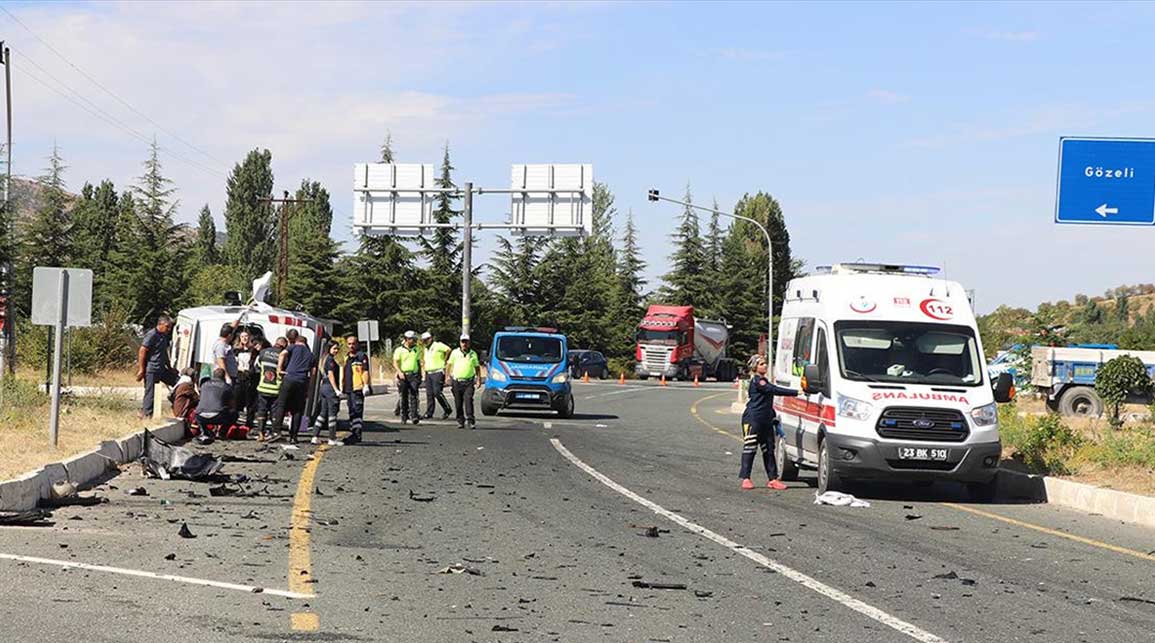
[647,189,776,366]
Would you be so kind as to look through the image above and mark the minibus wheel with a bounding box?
[775,433,799,482]
[817,439,841,494]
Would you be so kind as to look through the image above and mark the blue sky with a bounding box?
[6,1,1155,313]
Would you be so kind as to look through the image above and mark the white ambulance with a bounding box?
[772,263,1014,500]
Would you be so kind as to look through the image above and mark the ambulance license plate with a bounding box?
[516,393,540,400]
[897,447,949,461]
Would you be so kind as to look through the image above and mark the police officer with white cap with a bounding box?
[393,330,423,424]
[446,333,481,429]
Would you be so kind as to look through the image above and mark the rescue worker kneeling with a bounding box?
[196,368,235,445]
[739,355,798,490]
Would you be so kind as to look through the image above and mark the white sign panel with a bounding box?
[509,164,593,238]
[352,163,437,237]
[357,319,380,342]
[31,267,93,327]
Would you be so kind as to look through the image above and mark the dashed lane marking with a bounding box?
[691,390,1155,566]
[289,443,327,631]
[0,552,312,599]
[550,438,948,643]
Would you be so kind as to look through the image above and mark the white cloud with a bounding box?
[866,88,911,105]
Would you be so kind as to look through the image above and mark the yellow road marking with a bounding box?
[689,391,1155,565]
[942,502,1155,563]
[289,444,327,631]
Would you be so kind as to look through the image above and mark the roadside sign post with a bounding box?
[1055,137,1155,225]
[31,267,93,447]
[353,163,593,339]
[357,319,380,374]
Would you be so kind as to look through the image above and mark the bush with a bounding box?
[14,306,139,375]
[606,357,635,379]
[1000,406,1082,475]
[1096,356,1154,429]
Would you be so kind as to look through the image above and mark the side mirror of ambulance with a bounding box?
[993,372,1015,404]
[802,364,824,395]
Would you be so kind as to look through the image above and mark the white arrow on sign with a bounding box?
[1095,203,1119,218]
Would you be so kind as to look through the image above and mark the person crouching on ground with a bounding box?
[170,367,200,429]
[739,355,799,490]
[196,368,235,445]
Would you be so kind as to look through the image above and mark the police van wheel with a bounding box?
[817,439,840,494]
[775,433,799,482]
[480,402,499,417]
[558,394,575,419]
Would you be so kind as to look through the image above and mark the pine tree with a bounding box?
[661,183,709,308]
[616,210,647,319]
[415,142,463,339]
[717,228,764,358]
[72,180,120,271]
[223,148,275,283]
[333,235,420,341]
[283,179,339,315]
[380,131,394,163]
[195,205,219,264]
[706,198,723,275]
[489,235,541,324]
[131,141,185,324]
[732,191,793,317]
[16,144,73,313]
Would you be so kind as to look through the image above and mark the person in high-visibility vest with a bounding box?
[254,336,288,441]
[446,334,480,430]
[421,331,453,420]
[393,330,423,424]
[342,333,372,444]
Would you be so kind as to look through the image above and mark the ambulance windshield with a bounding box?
[834,321,982,387]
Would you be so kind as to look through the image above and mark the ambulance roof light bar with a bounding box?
[815,263,942,276]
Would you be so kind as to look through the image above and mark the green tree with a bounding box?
[131,140,186,324]
[16,144,73,313]
[195,205,219,265]
[333,236,421,341]
[223,148,275,283]
[489,234,541,324]
[733,191,793,318]
[1096,355,1154,428]
[615,210,647,319]
[415,143,463,339]
[380,131,394,163]
[283,179,339,315]
[661,183,710,308]
[72,180,122,311]
[717,226,764,358]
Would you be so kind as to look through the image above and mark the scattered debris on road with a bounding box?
[631,580,687,590]
[409,490,435,502]
[438,564,484,576]
[814,491,870,508]
[125,487,149,496]
[1119,596,1155,606]
[0,509,52,526]
[177,522,196,539]
[141,430,224,481]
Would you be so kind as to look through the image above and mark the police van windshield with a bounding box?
[637,329,678,344]
[497,336,564,363]
[834,321,982,387]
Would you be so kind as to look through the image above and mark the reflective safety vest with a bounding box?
[424,341,451,371]
[394,345,421,373]
[448,348,479,380]
[256,347,283,396]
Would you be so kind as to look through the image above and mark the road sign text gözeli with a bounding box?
[1055,137,1155,225]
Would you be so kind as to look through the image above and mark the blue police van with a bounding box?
[480,327,575,418]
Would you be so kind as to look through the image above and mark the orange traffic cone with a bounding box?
[693,374,700,387]
[618,372,625,385]
[659,374,667,386]
[582,371,590,383]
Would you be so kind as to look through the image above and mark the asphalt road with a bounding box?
[2,380,1155,642]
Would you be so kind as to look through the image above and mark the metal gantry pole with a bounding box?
[49,271,69,447]
[647,190,775,366]
[461,182,473,338]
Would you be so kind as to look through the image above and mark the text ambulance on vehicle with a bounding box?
[772,263,1014,500]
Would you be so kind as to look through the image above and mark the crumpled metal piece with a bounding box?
[141,430,224,481]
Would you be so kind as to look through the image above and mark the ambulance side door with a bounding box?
[800,324,833,457]
[773,318,802,458]
[791,318,820,459]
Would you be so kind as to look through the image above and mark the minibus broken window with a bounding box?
[834,321,982,387]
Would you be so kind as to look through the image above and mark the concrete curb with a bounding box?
[0,418,184,512]
[997,468,1155,530]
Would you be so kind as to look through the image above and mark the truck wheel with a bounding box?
[775,433,799,482]
[1058,386,1103,418]
[558,394,575,419]
[817,439,841,494]
[480,401,499,417]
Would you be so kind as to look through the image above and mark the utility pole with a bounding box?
[0,42,11,386]
[461,182,473,338]
[257,191,314,305]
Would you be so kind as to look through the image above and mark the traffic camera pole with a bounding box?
[462,182,473,339]
[647,189,775,366]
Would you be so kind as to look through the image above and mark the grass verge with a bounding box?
[0,376,147,480]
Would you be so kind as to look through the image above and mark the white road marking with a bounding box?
[583,386,673,399]
[0,552,313,599]
[549,438,949,643]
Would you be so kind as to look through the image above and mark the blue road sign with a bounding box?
[1055,137,1155,225]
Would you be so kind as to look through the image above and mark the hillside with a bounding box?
[979,286,1155,355]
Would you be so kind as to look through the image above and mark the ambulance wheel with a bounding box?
[481,401,499,417]
[775,433,799,482]
[817,439,841,494]
[558,394,575,419]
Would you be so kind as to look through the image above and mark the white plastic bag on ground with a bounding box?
[814,491,870,508]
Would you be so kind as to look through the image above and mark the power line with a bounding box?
[16,65,224,178]
[0,5,225,166]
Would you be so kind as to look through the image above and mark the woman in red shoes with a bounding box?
[739,355,799,490]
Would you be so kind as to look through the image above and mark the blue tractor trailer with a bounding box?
[1030,346,1155,417]
[481,327,575,418]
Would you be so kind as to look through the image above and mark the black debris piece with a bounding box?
[961,578,977,586]
[437,564,484,576]
[141,430,224,481]
[641,526,660,538]
[492,625,519,632]
[865,581,877,588]
[315,487,324,496]
[178,523,196,539]
[126,487,149,497]
[933,571,959,580]
[0,509,53,526]
[929,526,960,531]
[1119,596,1155,606]
[209,485,240,497]
[632,581,687,590]
[694,590,714,598]
[164,553,176,561]
[905,514,922,521]
[409,490,435,503]
[317,519,339,526]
